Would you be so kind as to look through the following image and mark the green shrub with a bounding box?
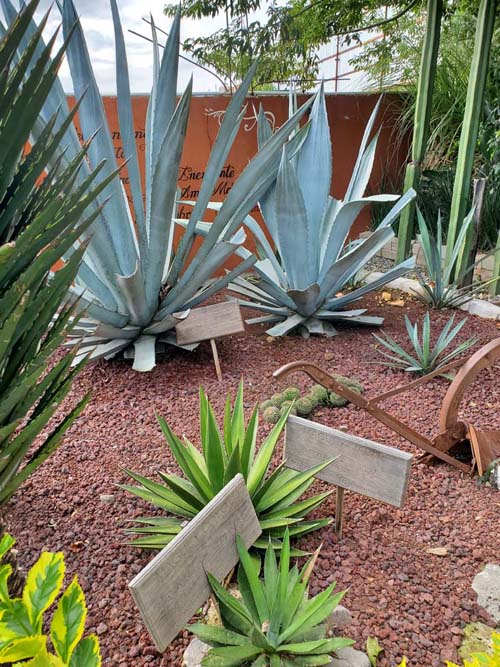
[0,534,100,666]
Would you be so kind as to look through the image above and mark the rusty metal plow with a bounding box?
[273,337,500,476]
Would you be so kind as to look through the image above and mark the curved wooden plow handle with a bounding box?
[273,360,471,473]
[439,337,500,433]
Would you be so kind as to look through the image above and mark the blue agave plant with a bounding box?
[1,0,313,370]
[228,88,417,337]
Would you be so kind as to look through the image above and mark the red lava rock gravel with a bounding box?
[6,294,500,667]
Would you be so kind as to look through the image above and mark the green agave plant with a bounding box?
[189,530,353,666]
[0,0,117,505]
[414,207,494,309]
[1,0,313,371]
[226,88,417,337]
[0,534,101,666]
[373,312,477,375]
[122,382,333,553]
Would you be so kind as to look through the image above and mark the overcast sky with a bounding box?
[4,0,234,93]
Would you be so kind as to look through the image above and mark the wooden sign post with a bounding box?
[284,415,412,539]
[128,474,261,651]
[175,301,245,381]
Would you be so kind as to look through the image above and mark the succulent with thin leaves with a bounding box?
[227,88,417,337]
[1,0,313,372]
[373,312,477,376]
[414,207,495,309]
[189,529,354,666]
[0,533,101,666]
[121,382,333,553]
[0,0,115,505]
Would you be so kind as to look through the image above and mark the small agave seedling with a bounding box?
[0,0,313,371]
[373,312,477,376]
[122,382,333,553]
[228,88,417,337]
[189,530,354,666]
[414,207,496,309]
[0,533,100,666]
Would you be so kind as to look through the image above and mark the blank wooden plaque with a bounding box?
[284,415,412,508]
[175,301,245,345]
[128,474,261,651]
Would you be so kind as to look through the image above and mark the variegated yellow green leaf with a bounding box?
[0,564,12,605]
[23,552,65,631]
[0,534,15,561]
[50,576,87,663]
[0,599,36,643]
[0,635,46,663]
[13,647,66,666]
[69,635,101,667]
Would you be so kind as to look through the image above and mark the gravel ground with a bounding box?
[6,293,500,667]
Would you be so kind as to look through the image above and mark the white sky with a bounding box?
[7,0,236,93]
[2,0,374,94]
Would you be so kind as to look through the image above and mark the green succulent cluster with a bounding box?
[261,377,364,424]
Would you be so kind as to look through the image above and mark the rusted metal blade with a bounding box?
[468,425,500,477]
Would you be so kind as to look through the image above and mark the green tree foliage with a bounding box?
[163,0,424,88]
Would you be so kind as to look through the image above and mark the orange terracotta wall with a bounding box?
[72,93,408,271]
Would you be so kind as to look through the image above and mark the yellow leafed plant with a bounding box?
[447,632,500,667]
[0,534,100,666]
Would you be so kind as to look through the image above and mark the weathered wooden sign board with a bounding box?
[175,301,245,381]
[175,301,244,345]
[284,415,412,538]
[128,474,261,652]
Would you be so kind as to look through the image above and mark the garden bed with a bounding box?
[6,293,500,667]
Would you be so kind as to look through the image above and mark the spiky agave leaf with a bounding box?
[372,312,477,376]
[413,207,496,309]
[3,0,315,371]
[0,0,117,505]
[122,382,333,552]
[188,530,353,665]
[228,88,417,337]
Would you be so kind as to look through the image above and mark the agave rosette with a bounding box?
[1,0,313,371]
[121,382,333,553]
[228,88,417,337]
[189,530,354,666]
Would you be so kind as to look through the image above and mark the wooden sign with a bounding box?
[175,301,244,345]
[284,415,412,538]
[128,474,261,652]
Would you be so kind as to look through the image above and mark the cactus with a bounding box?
[282,386,301,401]
[334,375,364,394]
[306,393,320,409]
[396,0,443,262]
[270,393,286,407]
[263,406,281,424]
[260,399,273,411]
[310,384,329,404]
[328,392,349,408]
[447,0,497,281]
[279,402,297,418]
[295,397,314,416]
